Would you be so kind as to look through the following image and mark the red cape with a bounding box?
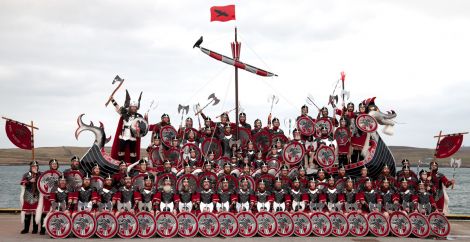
[110,117,141,163]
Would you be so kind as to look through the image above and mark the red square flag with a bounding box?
[210,5,236,22]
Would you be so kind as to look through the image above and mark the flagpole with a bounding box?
[31,121,35,161]
[433,130,442,160]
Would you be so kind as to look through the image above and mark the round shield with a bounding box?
[389,211,412,237]
[217,174,238,192]
[355,114,378,133]
[256,212,277,237]
[38,170,60,195]
[237,175,255,191]
[164,147,181,165]
[367,211,390,237]
[408,212,430,238]
[218,212,238,237]
[272,134,289,146]
[116,211,139,238]
[274,211,294,237]
[132,173,148,191]
[314,118,333,138]
[95,211,118,239]
[329,212,349,237]
[177,174,198,193]
[136,211,156,239]
[198,212,220,237]
[46,211,72,239]
[149,147,163,167]
[253,129,273,153]
[71,211,96,239]
[236,127,253,148]
[156,173,177,191]
[184,127,199,141]
[291,212,312,237]
[428,212,450,238]
[130,117,149,138]
[201,138,223,160]
[310,212,332,237]
[181,143,202,164]
[347,211,369,237]
[155,212,178,238]
[296,116,316,136]
[237,212,258,237]
[282,141,305,165]
[64,170,83,192]
[334,127,350,145]
[315,145,336,168]
[90,176,104,190]
[160,125,178,147]
[198,172,218,190]
[258,174,276,190]
[177,212,198,238]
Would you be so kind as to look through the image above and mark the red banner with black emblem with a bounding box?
[435,134,463,159]
[5,120,32,150]
[210,5,236,22]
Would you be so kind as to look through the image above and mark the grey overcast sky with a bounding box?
[0,0,469,149]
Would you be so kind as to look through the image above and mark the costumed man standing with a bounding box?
[20,161,41,234]
[428,161,454,213]
[36,159,61,235]
[110,90,144,163]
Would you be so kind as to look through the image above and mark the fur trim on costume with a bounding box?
[35,193,44,225]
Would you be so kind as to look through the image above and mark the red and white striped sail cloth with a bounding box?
[199,47,277,77]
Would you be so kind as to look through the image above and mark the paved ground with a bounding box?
[2,214,470,242]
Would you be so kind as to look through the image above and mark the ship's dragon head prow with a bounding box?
[365,97,397,136]
[75,114,111,148]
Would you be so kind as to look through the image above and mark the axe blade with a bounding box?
[112,75,123,84]
[178,104,183,114]
[208,93,216,100]
[212,98,220,106]
[183,105,190,114]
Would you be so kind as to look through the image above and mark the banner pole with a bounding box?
[433,130,442,160]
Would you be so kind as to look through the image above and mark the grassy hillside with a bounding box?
[0,146,469,167]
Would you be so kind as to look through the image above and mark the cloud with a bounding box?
[0,0,469,150]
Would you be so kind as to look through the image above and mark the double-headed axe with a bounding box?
[268,94,279,115]
[178,104,190,127]
[195,93,220,115]
[193,103,202,129]
[105,75,124,107]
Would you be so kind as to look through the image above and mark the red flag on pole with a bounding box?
[5,120,33,150]
[435,134,464,159]
[210,5,236,22]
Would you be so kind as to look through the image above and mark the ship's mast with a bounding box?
[232,27,240,140]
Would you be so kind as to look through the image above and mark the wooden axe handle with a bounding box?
[105,80,124,107]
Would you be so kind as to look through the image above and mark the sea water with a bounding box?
[1,166,469,214]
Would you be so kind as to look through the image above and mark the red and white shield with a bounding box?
[95,211,118,239]
[181,143,202,164]
[116,211,139,238]
[201,138,223,160]
[198,212,220,237]
[149,147,163,168]
[334,127,350,145]
[136,211,156,239]
[314,118,333,138]
[347,211,369,236]
[291,212,312,237]
[282,141,305,165]
[218,212,238,237]
[315,145,336,168]
[46,211,72,239]
[389,211,412,237]
[256,212,277,237]
[329,212,349,237]
[38,170,60,195]
[296,116,316,136]
[237,212,258,237]
[310,212,332,237]
[177,212,198,238]
[253,129,273,153]
[367,211,390,237]
[428,212,450,238]
[155,212,178,238]
[355,114,378,133]
[71,211,96,239]
[274,211,294,237]
[409,212,430,238]
[236,127,253,148]
[160,125,178,147]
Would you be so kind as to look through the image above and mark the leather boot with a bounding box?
[20,214,31,234]
[31,215,38,234]
[40,214,46,235]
